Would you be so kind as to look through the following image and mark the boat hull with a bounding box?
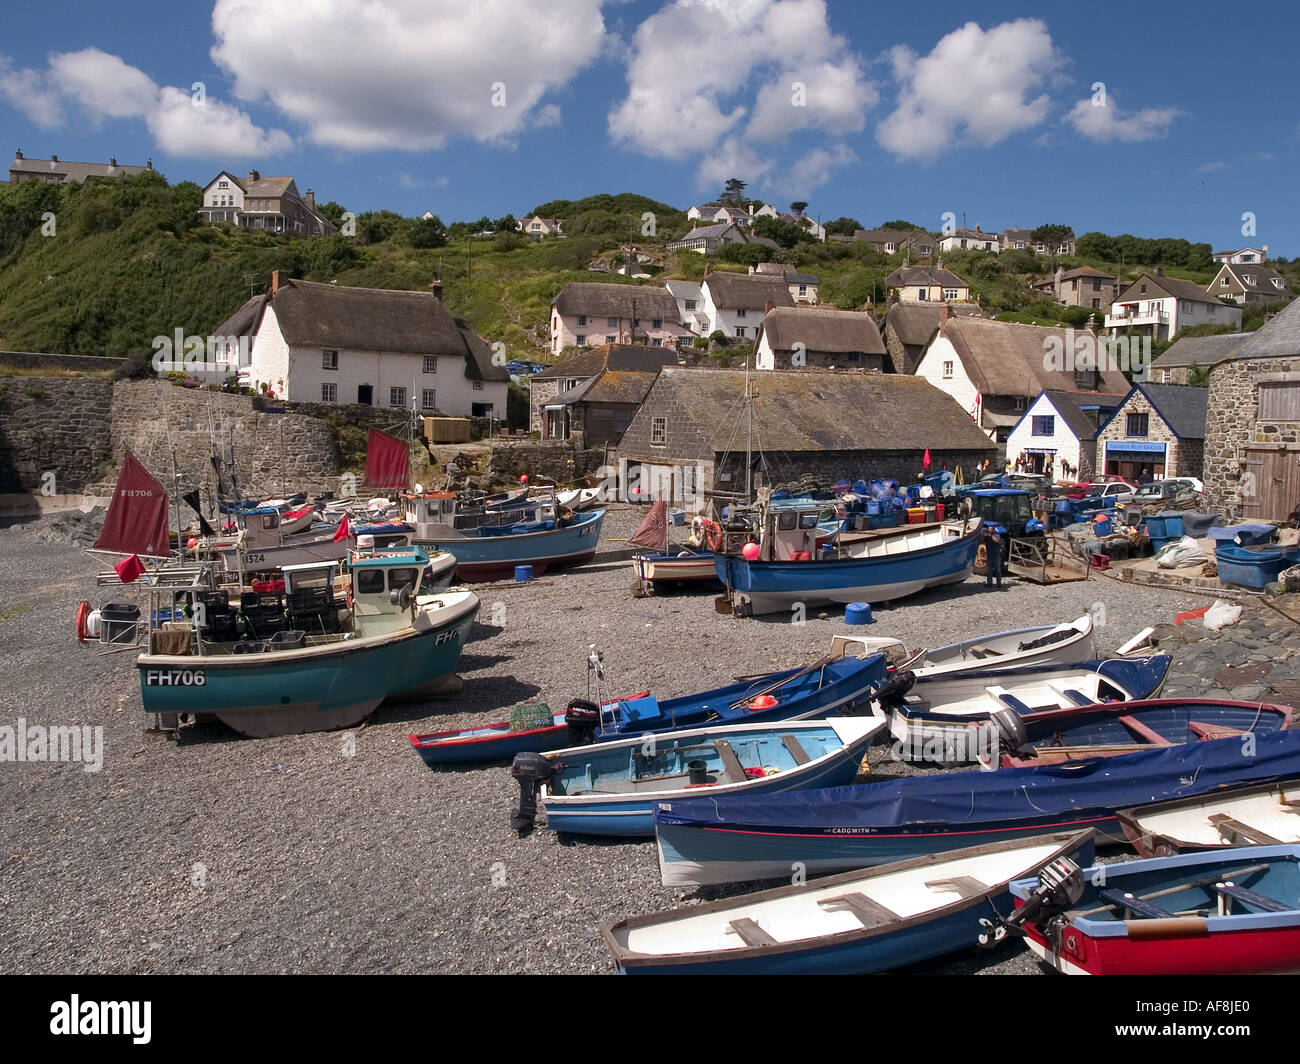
[416,509,604,582]
[634,552,719,584]
[717,521,980,615]
[137,593,479,737]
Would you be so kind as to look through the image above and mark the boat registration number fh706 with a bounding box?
[144,668,207,686]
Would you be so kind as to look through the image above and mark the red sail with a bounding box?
[93,451,171,558]
[628,499,669,551]
[363,428,409,490]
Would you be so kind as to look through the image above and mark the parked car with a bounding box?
[976,473,1052,494]
[1063,475,1136,499]
[1133,479,1202,505]
[1082,481,1136,504]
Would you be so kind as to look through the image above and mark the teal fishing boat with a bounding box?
[133,545,479,737]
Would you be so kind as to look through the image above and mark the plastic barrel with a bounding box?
[845,602,873,625]
[514,565,533,582]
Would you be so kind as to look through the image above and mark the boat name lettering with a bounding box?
[145,669,206,686]
[433,623,470,646]
[579,526,593,537]
[245,552,266,564]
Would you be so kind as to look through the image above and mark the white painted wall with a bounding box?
[915,334,986,432]
[1004,393,1083,472]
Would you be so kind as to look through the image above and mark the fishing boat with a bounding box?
[1009,845,1300,975]
[1117,780,1300,857]
[210,519,430,575]
[999,698,1292,767]
[714,494,982,617]
[601,831,1095,975]
[510,717,885,837]
[651,729,1300,886]
[887,655,1173,755]
[407,690,649,766]
[133,545,479,738]
[629,501,721,590]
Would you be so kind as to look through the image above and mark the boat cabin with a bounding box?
[960,489,1037,534]
[347,547,429,635]
[401,491,554,539]
[761,506,827,561]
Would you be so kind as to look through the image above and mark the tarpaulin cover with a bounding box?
[628,500,669,551]
[363,429,409,490]
[93,451,170,558]
[654,729,1300,830]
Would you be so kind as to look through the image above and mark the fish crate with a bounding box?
[1215,543,1291,589]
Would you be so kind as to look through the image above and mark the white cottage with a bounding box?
[1003,389,1127,481]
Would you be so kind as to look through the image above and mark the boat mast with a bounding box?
[745,355,752,502]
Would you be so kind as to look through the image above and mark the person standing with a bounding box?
[983,524,1004,588]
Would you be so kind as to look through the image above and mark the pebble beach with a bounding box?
[2,503,1298,975]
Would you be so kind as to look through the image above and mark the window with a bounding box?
[684,300,697,311]
[1012,396,1025,411]
[649,337,662,347]
[218,180,228,188]
[735,327,746,338]
[422,389,437,410]
[651,318,662,329]
[736,308,747,318]
[1126,413,1149,437]
[798,285,808,297]
[577,315,588,326]
[651,416,667,446]
[943,288,959,300]
[390,386,406,407]
[1032,415,1055,436]
[423,356,438,374]
[1161,369,1171,383]
[918,290,928,301]
[322,350,338,370]
[473,380,484,391]
[1244,275,1256,285]
[576,334,587,346]
[941,361,953,379]
[321,383,337,403]
[1221,277,1230,286]
[1273,278,1285,289]
[605,335,615,343]
[606,317,618,328]
[1091,298,1100,308]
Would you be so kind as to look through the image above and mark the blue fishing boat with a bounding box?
[402,490,605,581]
[409,651,888,765]
[511,717,885,838]
[652,729,1300,886]
[135,545,479,738]
[715,497,982,616]
[602,831,1095,975]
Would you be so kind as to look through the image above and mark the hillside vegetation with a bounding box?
[0,172,1294,364]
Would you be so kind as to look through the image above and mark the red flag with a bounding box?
[333,516,351,543]
[923,447,932,470]
[114,553,146,583]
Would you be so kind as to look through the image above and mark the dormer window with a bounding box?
[1273,278,1285,289]
[1244,275,1255,285]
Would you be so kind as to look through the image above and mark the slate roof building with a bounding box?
[616,367,998,504]
[197,169,336,236]
[754,307,888,372]
[1094,383,1209,481]
[885,265,972,303]
[1105,272,1242,340]
[8,150,152,184]
[528,343,684,438]
[1004,389,1127,481]
[1203,298,1300,520]
[1146,332,1246,385]
[852,229,937,257]
[1208,263,1293,305]
[665,222,778,255]
[1031,266,1118,312]
[238,273,508,416]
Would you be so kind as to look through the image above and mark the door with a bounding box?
[357,384,372,405]
[1242,448,1300,521]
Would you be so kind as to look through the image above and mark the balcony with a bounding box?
[1105,305,1170,329]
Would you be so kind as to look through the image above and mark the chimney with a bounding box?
[973,223,980,233]
[1154,266,1163,277]
[271,269,285,295]
[14,149,21,160]
[304,188,314,208]
[249,169,260,181]
[109,156,117,167]
[940,303,951,328]
[50,154,57,162]
[146,158,152,170]
[764,301,774,314]
[429,278,443,301]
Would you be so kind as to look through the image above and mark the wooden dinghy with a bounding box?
[1010,845,1300,975]
[1117,781,1300,858]
[602,831,1094,975]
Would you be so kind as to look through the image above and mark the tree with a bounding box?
[824,216,863,237]
[357,209,406,244]
[316,201,348,228]
[720,178,748,206]
[879,219,928,233]
[789,201,809,215]
[1187,363,1211,387]
[409,214,448,248]
[754,215,813,248]
[1032,224,1074,247]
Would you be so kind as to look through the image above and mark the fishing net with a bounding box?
[509,699,553,732]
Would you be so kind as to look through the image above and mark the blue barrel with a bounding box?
[845,602,873,625]
[514,565,533,582]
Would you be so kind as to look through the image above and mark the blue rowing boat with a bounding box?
[517,717,885,837]
[602,831,1095,974]
[652,729,1300,886]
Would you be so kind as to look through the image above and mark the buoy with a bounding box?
[520,474,528,484]
[742,542,760,561]
[187,537,198,549]
[748,694,778,712]
[845,602,873,625]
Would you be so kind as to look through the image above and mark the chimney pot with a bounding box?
[109,156,116,167]
[50,154,57,162]
[147,158,152,169]
[429,278,444,300]
[271,269,284,295]
[249,169,260,181]
[14,149,22,159]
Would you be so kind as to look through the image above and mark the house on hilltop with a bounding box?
[9,150,152,184]
[1105,272,1241,341]
[550,282,691,355]
[198,169,336,236]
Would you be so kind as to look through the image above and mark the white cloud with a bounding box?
[876,19,1063,160]
[209,0,606,151]
[779,143,858,195]
[0,48,291,158]
[1197,160,1227,173]
[1066,95,1180,142]
[608,0,874,185]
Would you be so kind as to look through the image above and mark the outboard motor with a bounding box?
[979,707,1030,764]
[978,856,1085,948]
[510,751,559,835]
[873,669,916,708]
[564,699,601,745]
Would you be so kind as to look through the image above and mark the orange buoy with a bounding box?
[75,601,90,644]
[748,694,778,712]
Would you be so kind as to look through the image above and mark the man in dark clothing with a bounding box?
[1138,467,1153,485]
[983,524,1004,588]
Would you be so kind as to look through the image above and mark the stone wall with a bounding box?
[1205,355,1300,516]
[0,351,125,374]
[486,440,607,485]
[1094,391,1196,478]
[713,447,998,489]
[0,377,115,493]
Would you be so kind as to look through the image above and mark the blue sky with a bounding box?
[1,0,1297,255]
